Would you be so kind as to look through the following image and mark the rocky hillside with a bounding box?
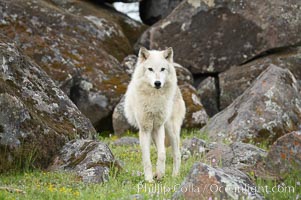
[0,0,301,199]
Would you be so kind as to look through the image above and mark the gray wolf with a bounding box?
[124,47,186,182]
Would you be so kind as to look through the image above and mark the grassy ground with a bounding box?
[0,131,201,200]
[255,171,301,200]
[0,131,300,200]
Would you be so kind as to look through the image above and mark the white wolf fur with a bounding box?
[124,47,186,182]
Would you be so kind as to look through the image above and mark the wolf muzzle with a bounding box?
[154,81,161,89]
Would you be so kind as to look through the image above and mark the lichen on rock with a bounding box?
[201,66,301,144]
[0,41,96,172]
[49,139,120,183]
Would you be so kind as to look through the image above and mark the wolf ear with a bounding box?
[138,47,150,62]
[163,47,173,62]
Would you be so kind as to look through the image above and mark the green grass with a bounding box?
[0,131,300,200]
[0,132,202,200]
[255,169,301,200]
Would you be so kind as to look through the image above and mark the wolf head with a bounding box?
[136,47,176,89]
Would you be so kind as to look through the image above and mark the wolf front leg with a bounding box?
[165,122,181,176]
[139,130,153,182]
[171,131,181,177]
[153,125,166,180]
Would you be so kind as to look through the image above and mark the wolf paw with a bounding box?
[172,172,179,177]
[144,178,155,183]
[154,172,164,181]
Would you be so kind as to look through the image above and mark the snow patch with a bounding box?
[113,2,141,22]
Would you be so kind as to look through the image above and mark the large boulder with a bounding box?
[0,0,145,132]
[219,64,267,111]
[0,42,96,172]
[181,137,207,160]
[206,142,267,169]
[219,47,301,110]
[172,163,263,200]
[120,54,138,75]
[201,66,301,144]
[180,83,209,128]
[50,139,120,183]
[265,131,301,175]
[197,76,219,117]
[112,96,137,136]
[136,0,301,74]
[174,63,194,85]
[139,0,183,25]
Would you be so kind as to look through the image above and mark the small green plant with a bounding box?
[248,138,270,150]
[181,128,210,142]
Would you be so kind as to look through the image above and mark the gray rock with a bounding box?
[0,0,145,133]
[205,143,232,167]
[229,143,267,169]
[201,66,301,144]
[120,55,138,75]
[139,0,183,25]
[113,97,137,136]
[113,137,139,146]
[219,64,267,112]
[219,47,301,110]
[265,131,301,175]
[137,0,301,74]
[0,42,96,172]
[180,83,209,128]
[206,142,267,169]
[181,137,207,160]
[67,76,115,131]
[174,63,194,85]
[50,139,120,183]
[197,76,219,117]
[172,162,263,200]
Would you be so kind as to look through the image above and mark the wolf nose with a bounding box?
[154,81,161,89]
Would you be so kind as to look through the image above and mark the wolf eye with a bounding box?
[148,68,153,71]
[161,68,165,72]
